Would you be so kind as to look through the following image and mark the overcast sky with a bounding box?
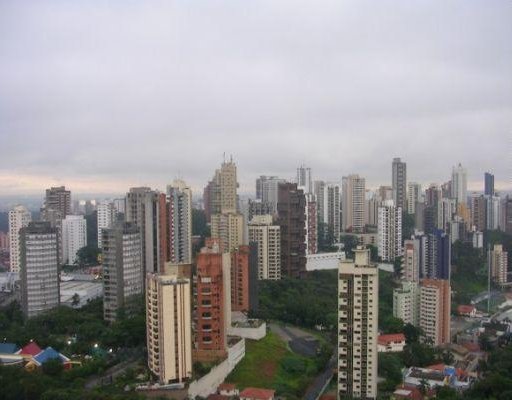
[1,0,511,198]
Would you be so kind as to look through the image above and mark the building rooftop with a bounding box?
[239,387,275,400]
[0,343,18,354]
[378,333,406,345]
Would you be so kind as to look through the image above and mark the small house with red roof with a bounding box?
[378,333,406,352]
[218,383,238,396]
[457,305,476,317]
[239,387,275,400]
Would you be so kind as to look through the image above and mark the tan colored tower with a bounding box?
[219,160,238,214]
[146,273,192,384]
[491,244,508,286]
[338,246,378,400]
[419,279,451,346]
[211,212,244,253]
[342,175,366,233]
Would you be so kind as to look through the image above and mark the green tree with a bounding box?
[76,245,100,266]
[42,358,64,376]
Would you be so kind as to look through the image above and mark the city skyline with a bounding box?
[1,1,511,196]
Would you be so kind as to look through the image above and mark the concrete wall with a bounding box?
[228,322,266,340]
[188,337,245,399]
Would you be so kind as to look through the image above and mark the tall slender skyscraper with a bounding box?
[342,174,366,233]
[392,158,407,211]
[248,215,281,280]
[8,205,32,273]
[407,182,422,215]
[377,202,402,262]
[20,222,60,318]
[451,164,467,206]
[277,183,306,278]
[297,164,312,194]
[167,179,192,264]
[484,172,495,196]
[338,247,378,400]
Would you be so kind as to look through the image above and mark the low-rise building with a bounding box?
[378,333,406,352]
[457,305,476,318]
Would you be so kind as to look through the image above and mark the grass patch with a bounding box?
[226,331,318,398]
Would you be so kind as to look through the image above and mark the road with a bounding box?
[303,353,336,400]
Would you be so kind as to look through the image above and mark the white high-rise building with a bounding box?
[338,247,378,400]
[167,179,193,264]
[259,176,286,214]
[393,280,420,327]
[342,175,366,233]
[20,222,60,318]
[62,215,87,265]
[97,201,116,249]
[437,198,457,231]
[407,182,422,215]
[8,205,32,273]
[248,215,281,280]
[146,273,192,384]
[378,201,402,262]
[297,165,312,194]
[451,163,467,206]
[486,195,501,231]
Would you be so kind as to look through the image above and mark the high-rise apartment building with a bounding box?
[102,222,143,322]
[255,176,285,215]
[43,186,71,217]
[62,215,87,264]
[248,199,273,222]
[167,180,192,264]
[326,184,341,242]
[377,202,402,262]
[418,230,451,281]
[248,215,281,280]
[230,244,258,313]
[392,158,407,211]
[338,247,378,400]
[216,159,238,214]
[437,198,456,231]
[407,182,422,215]
[126,187,166,275]
[419,279,451,346]
[277,183,307,278]
[486,195,501,231]
[393,281,420,327]
[484,172,495,196]
[505,196,512,235]
[211,212,244,253]
[8,205,32,273]
[378,186,393,202]
[314,180,327,225]
[451,164,467,206]
[305,193,318,255]
[20,222,59,318]
[194,240,230,361]
[402,239,420,282]
[146,273,192,384]
[342,175,366,233]
[490,244,508,286]
[470,194,486,232]
[297,164,312,194]
[97,201,116,249]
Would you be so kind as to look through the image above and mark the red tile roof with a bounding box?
[218,383,236,391]
[378,333,406,345]
[457,305,475,314]
[18,342,42,357]
[239,387,275,400]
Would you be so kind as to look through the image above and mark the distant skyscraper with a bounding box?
[419,279,451,346]
[326,184,341,242]
[451,164,467,205]
[314,180,327,224]
[61,215,87,264]
[194,239,230,361]
[407,182,422,215]
[146,273,192,384]
[167,179,192,264]
[486,195,501,231]
[402,239,420,282]
[484,172,495,196]
[8,205,32,273]
[504,196,512,235]
[248,215,281,280]
[437,198,456,231]
[342,174,366,233]
[43,186,71,217]
[97,201,116,249]
[20,222,59,318]
[392,158,407,211]
[256,176,286,214]
[417,230,451,281]
[305,193,318,255]
[277,183,306,278]
[490,244,508,286]
[102,222,143,322]
[211,213,244,253]
[218,159,238,214]
[378,202,402,262]
[470,194,486,232]
[247,199,273,222]
[338,247,378,400]
[297,164,312,194]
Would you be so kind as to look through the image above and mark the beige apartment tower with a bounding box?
[8,205,32,273]
[338,246,378,400]
[419,279,451,346]
[342,175,366,233]
[491,244,508,286]
[248,215,281,280]
[146,273,192,384]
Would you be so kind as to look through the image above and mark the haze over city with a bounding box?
[1,0,511,196]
